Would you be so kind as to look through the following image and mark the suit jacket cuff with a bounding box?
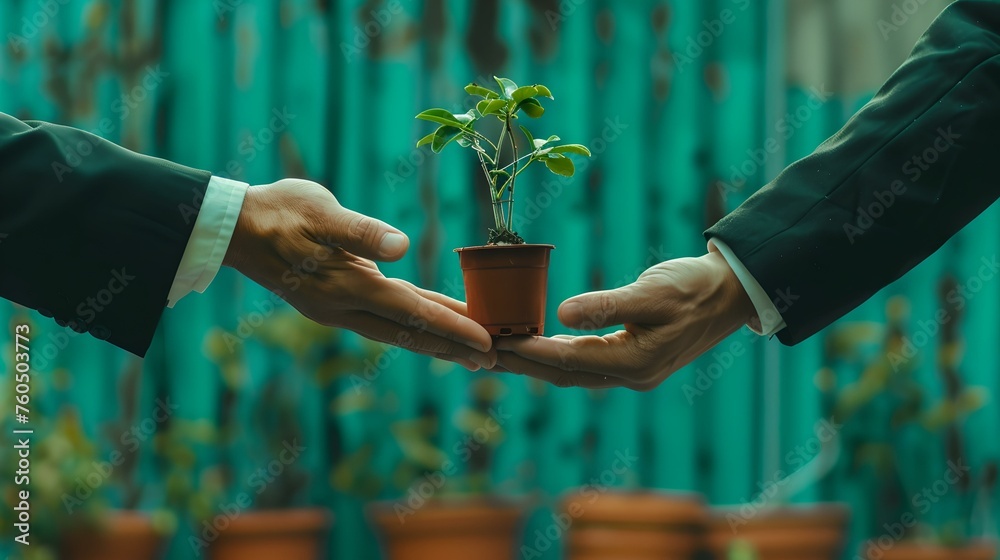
[167,176,249,307]
[708,238,787,336]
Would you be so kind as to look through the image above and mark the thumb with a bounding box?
[558,284,660,330]
[330,207,410,261]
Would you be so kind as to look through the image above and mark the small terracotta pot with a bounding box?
[368,498,524,560]
[60,510,165,560]
[205,509,332,560]
[562,490,708,560]
[455,244,554,336]
[863,539,998,560]
[707,503,850,560]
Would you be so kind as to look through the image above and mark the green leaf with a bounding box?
[518,98,544,118]
[431,126,463,153]
[476,99,507,116]
[533,84,554,99]
[455,109,478,125]
[533,135,560,149]
[465,83,499,99]
[416,132,436,148]
[543,154,575,176]
[416,109,467,129]
[457,137,473,147]
[512,86,538,104]
[548,144,592,157]
[493,76,518,100]
[519,125,534,148]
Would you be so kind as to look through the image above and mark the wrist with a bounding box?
[704,248,756,330]
[223,185,263,272]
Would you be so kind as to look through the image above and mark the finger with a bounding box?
[495,351,627,390]
[340,312,496,369]
[495,333,645,378]
[328,206,410,262]
[557,285,662,330]
[392,279,469,316]
[363,281,493,352]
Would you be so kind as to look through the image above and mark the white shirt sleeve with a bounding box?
[708,237,787,336]
[167,176,250,308]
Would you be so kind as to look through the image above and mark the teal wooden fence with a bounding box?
[1,1,997,559]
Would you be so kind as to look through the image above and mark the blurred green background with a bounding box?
[1,0,998,559]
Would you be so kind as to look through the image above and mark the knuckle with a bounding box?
[346,214,376,246]
[630,379,660,393]
[599,292,618,322]
[392,331,416,349]
[553,375,578,389]
[555,346,580,372]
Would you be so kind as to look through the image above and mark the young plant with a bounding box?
[415,77,591,245]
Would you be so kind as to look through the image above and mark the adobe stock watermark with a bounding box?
[725,417,842,532]
[508,116,629,230]
[61,398,179,513]
[673,0,751,72]
[52,65,169,182]
[887,255,998,371]
[6,0,71,54]
[680,284,797,403]
[31,268,137,371]
[877,0,935,41]
[858,459,971,560]
[717,84,832,199]
[189,439,307,555]
[217,236,346,352]
[213,106,296,183]
[213,0,244,21]
[609,245,674,290]
[340,1,406,62]
[520,449,638,559]
[392,407,513,523]
[843,126,961,244]
[348,274,469,392]
[384,74,501,192]
[543,0,588,31]
[680,340,748,403]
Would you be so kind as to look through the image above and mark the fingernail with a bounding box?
[379,232,407,256]
[470,354,492,369]
[457,359,481,371]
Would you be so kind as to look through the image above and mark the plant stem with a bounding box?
[496,151,537,174]
[505,117,518,230]
[476,149,504,231]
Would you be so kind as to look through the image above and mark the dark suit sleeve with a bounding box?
[0,113,211,356]
[706,0,1000,345]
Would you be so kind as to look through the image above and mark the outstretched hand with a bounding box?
[493,249,755,390]
[223,179,495,371]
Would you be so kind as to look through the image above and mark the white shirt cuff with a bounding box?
[708,238,787,336]
[167,176,249,308]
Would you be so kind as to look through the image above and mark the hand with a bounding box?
[493,249,755,390]
[223,179,495,371]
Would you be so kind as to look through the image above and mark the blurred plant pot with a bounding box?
[562,490,708,560]
[368,498,524,560]
[707,503,849,560]
[456,244,554,336]
[863,539,998,560]
[60,510,165,560]
[205,509,332,560]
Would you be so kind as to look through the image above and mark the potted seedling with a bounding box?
[415,76,591,335]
